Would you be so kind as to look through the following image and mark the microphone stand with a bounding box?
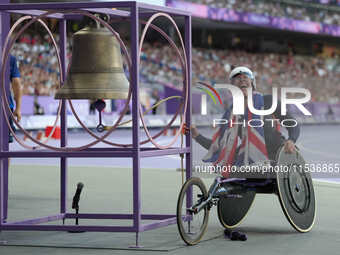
[68,182,86,233]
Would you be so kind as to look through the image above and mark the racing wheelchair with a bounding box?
[176,145,316,245]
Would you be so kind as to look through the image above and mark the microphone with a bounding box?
[72,182,84,210]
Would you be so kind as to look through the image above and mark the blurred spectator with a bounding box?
[140,41,340,103]
[150,88,160,115]
[33,95,44,115]
[89,99,96,115]
[186,0,340,25]
[13,33,62,97]
[13,33,340,105]
[326,104,335,120]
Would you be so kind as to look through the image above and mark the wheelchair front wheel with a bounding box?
[177,177,209,245]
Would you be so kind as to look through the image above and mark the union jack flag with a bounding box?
[202,92,269,178]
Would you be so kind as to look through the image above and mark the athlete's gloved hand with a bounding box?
[284,139,295,154]
[182,124,199,138]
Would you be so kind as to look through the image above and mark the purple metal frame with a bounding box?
[0,1,191,247]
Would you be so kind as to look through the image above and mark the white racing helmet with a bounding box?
[229,66,256,89]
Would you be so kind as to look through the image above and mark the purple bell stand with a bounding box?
[0,1,192,248]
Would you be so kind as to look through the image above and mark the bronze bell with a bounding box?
[55,25,129,100]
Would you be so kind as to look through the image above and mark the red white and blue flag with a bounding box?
[202,92,269,178]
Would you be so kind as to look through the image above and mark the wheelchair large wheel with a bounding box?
[217,189,256,229]
[276,146,316,232]
[177,177,209,245]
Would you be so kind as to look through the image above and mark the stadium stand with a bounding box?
[185,0,340,25]
[13,33,340,104]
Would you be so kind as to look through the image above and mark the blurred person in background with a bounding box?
[9,54,23,143]
[150,88,160,115]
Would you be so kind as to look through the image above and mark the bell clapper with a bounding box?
[94,99,106,132]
